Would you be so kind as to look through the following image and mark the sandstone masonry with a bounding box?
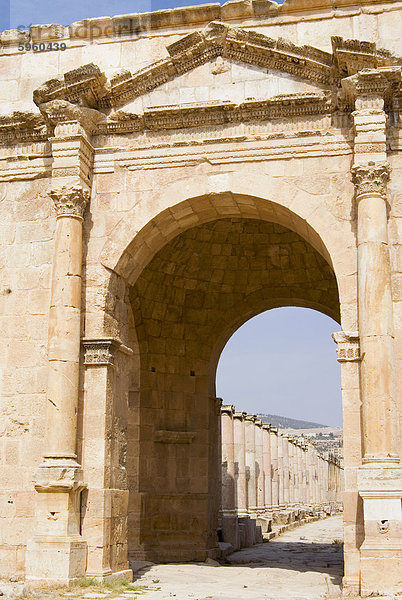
[0,0,401,596]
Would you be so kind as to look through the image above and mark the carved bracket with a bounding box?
[332,331,361,362]
[82,337,121,366]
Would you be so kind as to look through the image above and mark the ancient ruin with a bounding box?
[0,0,401,596]
[220,404,343,551]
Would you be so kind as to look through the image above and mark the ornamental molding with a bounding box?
[341,67,402,110]
[95,91,333,135]
[0,111,48,143]
[32,28,402,112]
[49,185,90,218]
[0,31,400,144]
[82,337,122,366]
[351,161,391,199]
[332,331,361,362]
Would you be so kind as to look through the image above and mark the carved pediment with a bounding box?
[32,23,401,114]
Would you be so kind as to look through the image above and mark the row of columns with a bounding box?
[221,404,343,549]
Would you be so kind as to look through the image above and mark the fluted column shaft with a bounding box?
[283,436,290,505]
[277,434,284,506]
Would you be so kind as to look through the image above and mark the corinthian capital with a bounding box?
[49,185,90,218]
[351,161,390,199]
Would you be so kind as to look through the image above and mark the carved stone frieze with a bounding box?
[3,30,400,145]
[49,185,90,218]
[332,331,361,362]
[95,91,333,135]
[352,161,391,199]
[0,111,48,143]
[82,338,121,366]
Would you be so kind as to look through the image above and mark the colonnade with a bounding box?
[220,404,343,550]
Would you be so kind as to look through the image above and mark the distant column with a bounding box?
[221,405,238,549]
[288,439,295,505]
[262,425,272,510]
[283,436,290,505]
[245,415,257,513]
[297,442,304,504]
[255,419,265,512]
[233,411,247,516]
[270,428,279,507]
[278,434,284,506]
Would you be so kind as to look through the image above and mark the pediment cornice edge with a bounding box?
[31,26,401,112]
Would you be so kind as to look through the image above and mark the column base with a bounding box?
[221,513,239,551]
[360,544,402,598]
[342,576,361,597]
[85,569,133,583]
[358,464,402,597]
[25,536,87,587]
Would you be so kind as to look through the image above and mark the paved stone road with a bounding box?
[1,515,398,600]
[132,516,344,600]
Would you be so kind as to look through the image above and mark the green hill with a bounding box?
[257,413,327,429]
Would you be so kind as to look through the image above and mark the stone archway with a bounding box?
[10,7,399,591]
[90,193,346,566]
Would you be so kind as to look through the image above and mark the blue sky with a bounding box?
[0,0,341,427]
[2,0,281,30]
[217,308,342,427]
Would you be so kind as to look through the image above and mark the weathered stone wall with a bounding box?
[0,0,400,594]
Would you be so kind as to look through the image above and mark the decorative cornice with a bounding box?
[82,337,121,365]
[341,67,402,110]
[351,161,391,199]
[102,23,337,109]
[31,29,401,113]
[332,331,361,362]
[33,63,107,108]
[49,185,90,219]
[95,92,333,135]
[0,111,48,144]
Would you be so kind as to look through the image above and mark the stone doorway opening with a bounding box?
[217,307,343,558]
[115,197,342,567]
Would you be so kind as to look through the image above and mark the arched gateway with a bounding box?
[0,0,401,596]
